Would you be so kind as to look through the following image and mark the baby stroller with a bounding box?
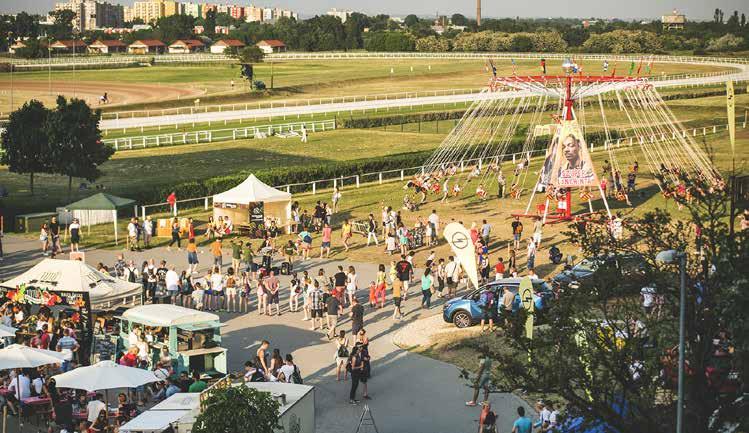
[549,245,563,264]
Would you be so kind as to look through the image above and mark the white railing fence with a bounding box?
[137,119,747,220]
[103,119,335,150]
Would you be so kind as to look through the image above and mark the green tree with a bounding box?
[46,96,113,196]
[451,13,468,26]
[235,45,264,64]
[415,35,450,52]
[204,9,217,37]
[481,183,748,433]
[404,14,420,28]
[14,12,40,38]
[156,14,196,43]
[48,9,76,40]
[192,386,280,433]
[0,100,53,195]
[509,33,533,51]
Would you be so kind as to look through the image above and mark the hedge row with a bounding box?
[128,150,434,205]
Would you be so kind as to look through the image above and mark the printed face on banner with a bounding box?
[550,121,599,187]
[540,135,559,187]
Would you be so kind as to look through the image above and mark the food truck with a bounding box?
[117,305,227,376]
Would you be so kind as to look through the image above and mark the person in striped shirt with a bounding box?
[308,281,324,331]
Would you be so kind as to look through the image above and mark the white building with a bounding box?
[327,7,352,23]
[262,8,274,21]
[54,0,123,31]
[181,2,202,18]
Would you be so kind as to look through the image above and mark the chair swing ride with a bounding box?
[404,58,724,222]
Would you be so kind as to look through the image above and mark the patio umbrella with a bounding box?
[51,360,160,392]
[0,324,17,338]
[0,344,68,370]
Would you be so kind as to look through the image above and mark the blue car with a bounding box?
[442,278,555,328]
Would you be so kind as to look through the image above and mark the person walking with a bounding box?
[335,330,350,381]
[366,214,378,246]
[511,217,523,250]
[445,256,460,299]
[374,264,387,308]
[395,254,413,301]
[68,218,81,252]
[211,238,223,269]
[526,238,537,271]
[345,266,358,307]
[186,238,199,274]
[326,288,342,339]
[300,125,308,143]
[331,187,341,213]
[466,355,492,406]
[350,297,364,336]
[309,281,324,331]
[341,219,352,252]
[479,403,499,433]
[348,345,365,404]
[167,218,181,251]
[265,271,280,316]
[231,239,242,272]
[420,268,433,309]
[320,223,332,258]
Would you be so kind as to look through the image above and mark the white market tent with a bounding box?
[0,259,142,310]
[119,409,189,433]
[212,174,292,233]
[122,304,218,327]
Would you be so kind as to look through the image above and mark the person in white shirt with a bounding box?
[277,354,298,383]
[165,266,180,303]
[428,210,440,236]
[8,369,31,401]
[143,216,154,248]
[127,218,138,251]
[641,285,656,315]
[534,400,551,430]
[210,266,225,311]
[444,256,460,298]
[87,394,107,423]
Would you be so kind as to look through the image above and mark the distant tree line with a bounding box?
[1,8,747,56]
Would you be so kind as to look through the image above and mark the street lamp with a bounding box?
[656,249,687,433]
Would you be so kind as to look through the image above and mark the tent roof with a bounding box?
[65,193,135,210]
[122,304,219,327]
[0,259,141,308]
[212,174,291,205]
[119,409,189,433]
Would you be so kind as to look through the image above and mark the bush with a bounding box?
[706,34,743,52]
[253,80,266,90]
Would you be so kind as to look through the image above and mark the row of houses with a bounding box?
[9,38,287,55]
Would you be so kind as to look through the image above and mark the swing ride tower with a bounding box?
[492,73,645,222]
[419,58,723,223]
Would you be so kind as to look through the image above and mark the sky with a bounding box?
[3,0,747,21]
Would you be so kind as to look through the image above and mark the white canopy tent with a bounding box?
[212,174,292,233]
[119,409,189,433]
[121,304,219,327]
[0,259,142,310]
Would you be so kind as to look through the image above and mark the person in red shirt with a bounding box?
[119,347,138,367]
[494,257,505,279]
[187,218,196,241]
[167,192,177,215]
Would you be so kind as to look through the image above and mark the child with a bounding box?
[289,273,301,313]
[385,232,397,255]
[368,281,377,308]
[191,282,205,310]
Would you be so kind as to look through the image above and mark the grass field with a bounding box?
[2,91,747,219]
[1,58,735,114]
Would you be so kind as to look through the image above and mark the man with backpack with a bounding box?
[479,288,496,332]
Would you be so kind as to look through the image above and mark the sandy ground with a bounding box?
[0,79,204,113]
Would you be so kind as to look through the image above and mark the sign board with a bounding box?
[246,202,265,238]
[549,120,599,188]
[519,277,534,340]
[443,222,479,290]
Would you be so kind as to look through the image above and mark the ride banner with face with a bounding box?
[549,121,599,188]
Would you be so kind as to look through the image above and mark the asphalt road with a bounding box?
[1,235,535,433]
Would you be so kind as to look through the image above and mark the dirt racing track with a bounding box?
[0,79,204,112]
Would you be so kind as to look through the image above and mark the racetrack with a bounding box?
[0,79,204,114]
[99,60,749,130]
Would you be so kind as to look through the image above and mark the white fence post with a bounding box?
[356,175,360,188]
[400,170,404,181]
[379,173,383,184]
[141,206,146,221]
[173,202,178,216]
[312,182,316,195]
[204,197,209,210]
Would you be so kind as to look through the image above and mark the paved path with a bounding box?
[1,236,535,433]
[100,62,749,130]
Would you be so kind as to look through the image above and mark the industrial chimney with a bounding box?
[476,0,481,26]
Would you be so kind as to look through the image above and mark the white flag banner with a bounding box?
[443,222,479,290]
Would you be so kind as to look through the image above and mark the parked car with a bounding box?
[442,278,555,329]
[551,253,650,291]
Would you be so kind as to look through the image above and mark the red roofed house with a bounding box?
[49,39,88,53]
[127,39,166,55]
[88,39,127,54]
[168,39,206,54]
[256,39,286,54]
[210,39,245,54]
